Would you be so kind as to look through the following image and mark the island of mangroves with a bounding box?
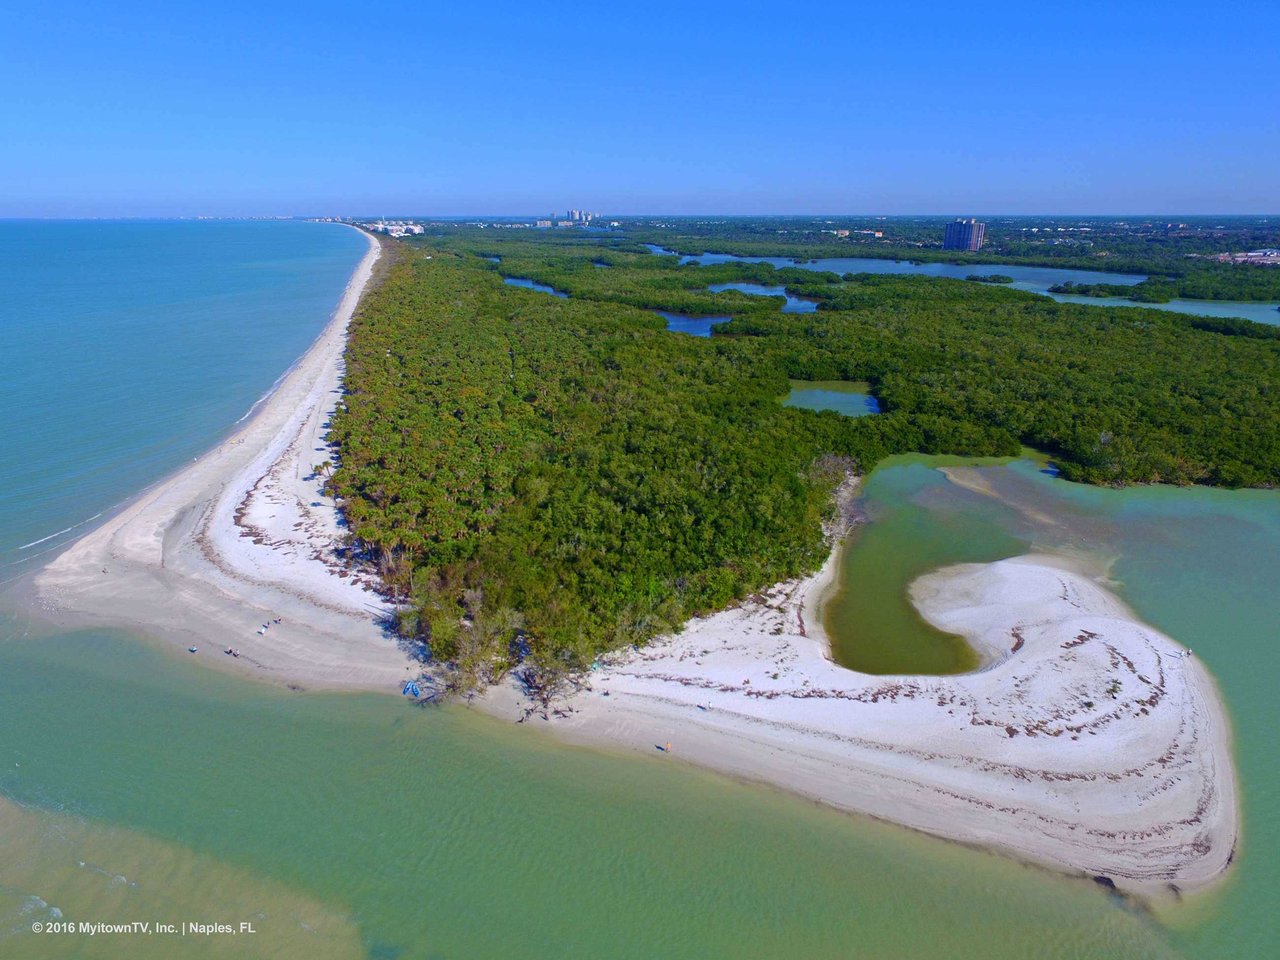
[35,218,1280,898]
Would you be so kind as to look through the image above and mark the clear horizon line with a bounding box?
[2,212,1277,221]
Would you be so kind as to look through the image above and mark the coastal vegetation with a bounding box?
[329,231,1280,687]
[1050,270,1280,304]
[1049,280,1176,302]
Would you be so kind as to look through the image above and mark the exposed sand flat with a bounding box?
[504,552,1236,897]
[25,228,413,691]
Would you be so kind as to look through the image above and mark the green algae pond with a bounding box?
[782,380,881,418]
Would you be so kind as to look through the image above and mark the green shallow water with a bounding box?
[823,454,1280,957]
[821,455,1029,673]
[0,619,1181,960]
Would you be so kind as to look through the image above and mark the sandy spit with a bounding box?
[486,550,1237,898]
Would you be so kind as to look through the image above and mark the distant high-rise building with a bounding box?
[943,218,986,251]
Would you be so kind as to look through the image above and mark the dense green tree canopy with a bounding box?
[329,230,1280,687]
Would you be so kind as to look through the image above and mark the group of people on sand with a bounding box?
[191,616,284,658]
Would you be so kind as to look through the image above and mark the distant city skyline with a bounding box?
[2,2,1277,218]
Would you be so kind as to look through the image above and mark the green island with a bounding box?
[965,273,1014,284]
[1048,277,1280,307]
[327,229,1280,688]
[1048,279,1179,302]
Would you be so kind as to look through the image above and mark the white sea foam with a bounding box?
[235,370,291,424]
[17,513,104,551]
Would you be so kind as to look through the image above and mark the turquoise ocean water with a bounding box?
[0,219,366,576]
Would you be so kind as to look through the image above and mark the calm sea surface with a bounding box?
[0,220,368,573]
[0,222,1274,958]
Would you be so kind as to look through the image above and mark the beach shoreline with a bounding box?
[16,225,415,692]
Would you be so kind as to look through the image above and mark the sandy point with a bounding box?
[12,228,1238,897]
[488,549,1237,899]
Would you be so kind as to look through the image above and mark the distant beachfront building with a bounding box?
[943,218,986,251]
[362,220,424,238]
[557,208,596,225]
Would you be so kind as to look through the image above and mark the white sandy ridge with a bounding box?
[20,230,1238,895]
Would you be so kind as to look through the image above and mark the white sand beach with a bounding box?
[495,551,1237,897]
[26,228,413,691]
[19,228,1237,895]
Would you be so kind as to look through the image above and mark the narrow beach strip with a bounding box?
[25,228,410,690]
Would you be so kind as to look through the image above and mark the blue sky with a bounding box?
[2,1,1277,216]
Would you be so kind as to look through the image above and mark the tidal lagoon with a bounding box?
[654,311,732,337]
[783,380,881,418]
[816,453,1280,959]
[502,276,569,297]
[707,281,818,313]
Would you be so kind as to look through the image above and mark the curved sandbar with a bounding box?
[521,552,1236,896]
[24,228,412,691]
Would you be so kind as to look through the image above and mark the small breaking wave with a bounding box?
[16,513,104,551]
